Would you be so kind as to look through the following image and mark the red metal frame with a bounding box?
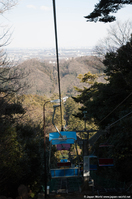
[99,158,114,166]
[57,162,71,167]
[99,143,113,147]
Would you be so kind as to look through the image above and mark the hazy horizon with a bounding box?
[2,0,132,49]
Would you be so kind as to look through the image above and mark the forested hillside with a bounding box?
[16,56,105,96]
[73,36,132,184]
[1,0,132,197]
[1,41,132,197]
[1,41,132,196]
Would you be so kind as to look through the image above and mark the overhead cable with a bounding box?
[108,110,132,128]
[52,0,63,130]
[98,91,132,125]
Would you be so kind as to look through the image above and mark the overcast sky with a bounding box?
[2,0,132,49]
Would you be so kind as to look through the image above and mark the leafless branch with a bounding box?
[0,0,18,14]
[94,20,132,58]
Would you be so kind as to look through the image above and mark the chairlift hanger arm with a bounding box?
[52,105,63,137]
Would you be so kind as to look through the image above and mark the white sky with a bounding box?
[2,0,132,49]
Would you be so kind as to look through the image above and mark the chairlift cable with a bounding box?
[52,0,63,130]
[87,92,132,134]
[108,110,132,128]
[98,91,132,125]
[90,91,132,130]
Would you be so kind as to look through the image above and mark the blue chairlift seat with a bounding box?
[60,159,67,163]
[90,164,97,170]
[50,168,79,178]
[49,131,77,145]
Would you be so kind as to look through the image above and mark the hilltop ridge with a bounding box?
[17,55,105,96]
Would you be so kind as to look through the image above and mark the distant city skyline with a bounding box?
[2,0,132,49]
[6,47,94,63]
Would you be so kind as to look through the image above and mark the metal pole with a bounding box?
[82,111,90,190]
[43,101,50,198]
[83,111,87,133]
[52,0,63,131]
[87,129,89,157]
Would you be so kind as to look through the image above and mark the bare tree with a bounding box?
[0,0,30,120]
[0,0,31,94]
[94,20,132,58]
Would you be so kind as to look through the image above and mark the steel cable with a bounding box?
[52,0,63,130]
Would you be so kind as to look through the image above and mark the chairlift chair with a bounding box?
[49,131,80,178]
[98,142,114,167]
[79,155,98,175]
[48,101,80,178]
[89,155,98,171]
